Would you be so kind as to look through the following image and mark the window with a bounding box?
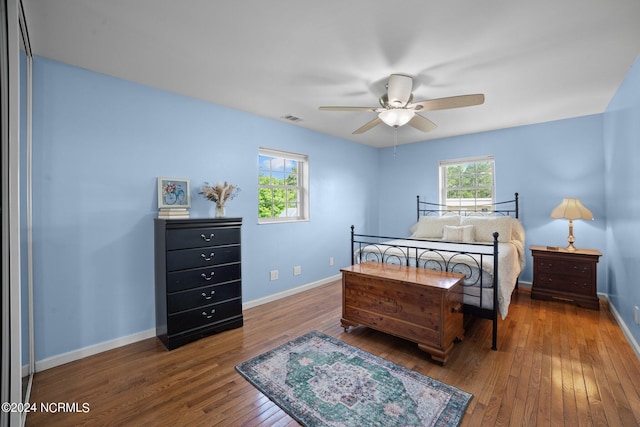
[258,148,309,223]
[439,155,495,211]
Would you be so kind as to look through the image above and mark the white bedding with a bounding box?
[355,238,525,319]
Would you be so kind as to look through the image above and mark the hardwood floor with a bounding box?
[27,281,640,426]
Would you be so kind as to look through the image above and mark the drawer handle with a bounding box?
[202,290,216,300]
[202,309,216,319]
[201,272,215,281]
[451,303,463,314]
[200,233,215,242]
[201,253,215,261]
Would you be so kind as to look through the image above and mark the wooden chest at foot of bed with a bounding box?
[340,262,465,364]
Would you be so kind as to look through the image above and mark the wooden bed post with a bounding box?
[491,231,499,351]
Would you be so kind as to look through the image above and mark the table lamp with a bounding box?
[550,198,593,251]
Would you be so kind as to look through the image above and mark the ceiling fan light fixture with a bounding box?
[378,109,415,127]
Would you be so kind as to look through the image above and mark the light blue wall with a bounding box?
[376,115,607,285]
[31,53,637,364]
[604,54,640,345]
[31,57,378,361]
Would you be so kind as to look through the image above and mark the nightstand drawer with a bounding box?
[167,226,240,250]
[535,258,592,277]
[534,273,594,294]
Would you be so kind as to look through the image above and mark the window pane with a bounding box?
[478,173,492,187]
[258,187,273,203]
[477,189,492,198]
[461,174,475,187]
[285,160,298,174]
[286,169,298,186]
[271,158,285,172]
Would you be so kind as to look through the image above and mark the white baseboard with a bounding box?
[242,274,341,310]
[35,328,156,373]
[517,280,532,289]
[602,294,640,360]
[34,274,341,372]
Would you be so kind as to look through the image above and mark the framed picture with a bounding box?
[158,177,191,209]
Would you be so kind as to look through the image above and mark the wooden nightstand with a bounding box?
[530,245,601,310]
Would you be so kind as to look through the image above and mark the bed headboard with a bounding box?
[417,192,519,220]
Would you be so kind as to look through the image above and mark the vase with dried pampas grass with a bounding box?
[200,181,240,217]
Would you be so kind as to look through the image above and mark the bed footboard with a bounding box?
[350,226,501,350]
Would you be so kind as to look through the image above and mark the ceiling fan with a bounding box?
[319,74,485,134]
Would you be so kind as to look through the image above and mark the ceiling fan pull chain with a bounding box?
[394,128,398,157]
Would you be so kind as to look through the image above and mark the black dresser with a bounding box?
[154,217,243,350]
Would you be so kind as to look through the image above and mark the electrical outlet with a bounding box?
[270,270,279,281]
[635,306,639,325]
[329,257,334,266]
[294,266,301,276]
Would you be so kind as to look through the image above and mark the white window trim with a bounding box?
[258,147,309,224]
[438,155,495,208]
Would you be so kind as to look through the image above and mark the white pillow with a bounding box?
[442,225,475,242]
[459,216,513,243]
[411,215,461,239]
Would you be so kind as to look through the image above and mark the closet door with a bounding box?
[1,1,32,425]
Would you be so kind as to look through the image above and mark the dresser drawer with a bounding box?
[168,281,241,313]
[167,226,240,250]
[167,298,242,335]
[166,245,240,271]
[167,263,241,292]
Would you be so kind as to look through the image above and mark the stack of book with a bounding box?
[158,208,190,219]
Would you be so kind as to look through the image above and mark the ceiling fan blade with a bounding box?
[353,117,383,134]
[407,114,438,132]
[410,94,485,112]
[387,74,413,107]
[319,106,379,112]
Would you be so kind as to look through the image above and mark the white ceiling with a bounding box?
[22,0,640,148]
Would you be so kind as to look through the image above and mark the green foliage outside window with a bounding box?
[258,155,300,219]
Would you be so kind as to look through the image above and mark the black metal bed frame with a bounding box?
[350,192,520,351]
[417,192,519,219]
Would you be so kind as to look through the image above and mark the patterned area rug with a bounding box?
[235,331,472,426]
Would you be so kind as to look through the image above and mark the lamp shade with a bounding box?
[550,198,593,220]
[378,109,415,127]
